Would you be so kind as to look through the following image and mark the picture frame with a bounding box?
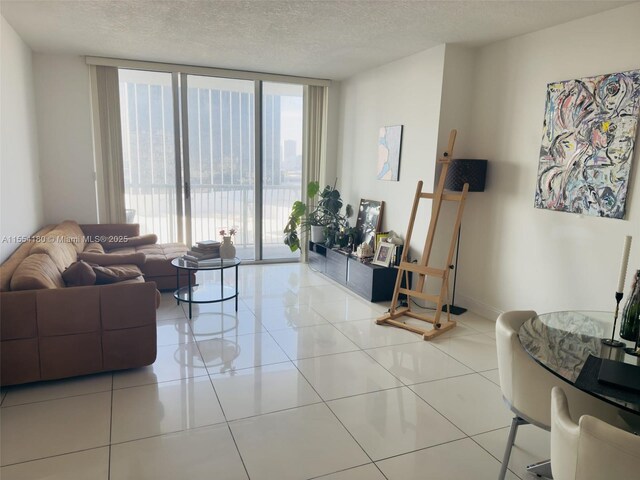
[375,231,389,251]
[355,199,384,250]
[377,125,403,181]
[372,241,395,267]
[534,69,640,219]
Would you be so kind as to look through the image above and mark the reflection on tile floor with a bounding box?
[0,263,541,479]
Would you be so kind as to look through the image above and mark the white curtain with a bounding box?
[301,85,328,261]
[93,65,126,223]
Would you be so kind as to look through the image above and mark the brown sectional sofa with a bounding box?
[0,221,190,386]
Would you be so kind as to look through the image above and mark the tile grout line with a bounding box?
[193,324,252,480]
[307,462,386,480]
[0,446,111,469]
[108,373,114,480]
[286,348,385,480]
[98,422,228,449]
[0,387,115,409]
[208,264,503,478]
[224,423,251,480]
[197,267,372,479]
[373,436,471,463]
[467,435,525,480]
[262,271,499,478]
[260,307,387,476]
[291,287,491,479]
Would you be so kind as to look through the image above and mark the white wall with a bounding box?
[337,45,446,261]
[428,44,479,301]
[459,2,640,316]
[436,45,476,165]
[33,53,98,224]
[0,17,43,262]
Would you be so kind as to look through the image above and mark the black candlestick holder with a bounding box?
[602,291,626,347]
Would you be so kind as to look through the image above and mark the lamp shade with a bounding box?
[444,159,488,192]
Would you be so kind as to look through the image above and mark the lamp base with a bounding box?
[441,304,467,315]
[601,338,625,348]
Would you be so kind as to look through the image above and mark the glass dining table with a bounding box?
[519,311,639,417]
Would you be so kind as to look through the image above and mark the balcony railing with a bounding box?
[124,183,300,256]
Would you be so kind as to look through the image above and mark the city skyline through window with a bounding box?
[118,69,303,261]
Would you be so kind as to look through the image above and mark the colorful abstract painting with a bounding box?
[535,70,640,218]
[377,125,403,181]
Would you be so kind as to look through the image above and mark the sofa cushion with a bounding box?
[0,225,56,292]
[10,254,65,290]
[78,252,146,267]
[30,240,77,273]
[135,243,188,277]
[80,223,140,241]
[93,264,142,284]
[124,234,157,247]
[101,233,157,251]
[31,221,86,256]
[83,242,105,254]
[55,220,87,254]
[62,261,96,287]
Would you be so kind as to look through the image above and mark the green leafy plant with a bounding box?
[284,180,353,252]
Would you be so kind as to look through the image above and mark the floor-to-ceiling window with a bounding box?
[186,76,256,258]
[262,82,303,260]
[119,69,178,242]
[118,70,304,261]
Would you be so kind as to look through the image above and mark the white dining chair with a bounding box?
[495,311,621,480]
[551,386,640,479]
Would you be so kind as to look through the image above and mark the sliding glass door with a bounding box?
[185,75,256,259]
[118,69,303,261]
[262,82,303,260]
[119,69,179,243]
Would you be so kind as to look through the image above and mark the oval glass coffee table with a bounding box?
[171,257,241,319]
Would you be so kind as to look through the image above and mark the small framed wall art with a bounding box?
[377,125,403,181]
[372,241,395,267]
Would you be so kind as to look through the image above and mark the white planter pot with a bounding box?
[219,236,236,259]
[310,225,325,244]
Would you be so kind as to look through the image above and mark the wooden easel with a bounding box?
[376,130,469,340]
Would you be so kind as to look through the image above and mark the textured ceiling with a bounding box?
[0,0,633,80]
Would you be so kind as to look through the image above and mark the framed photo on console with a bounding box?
[375,231,389,251]
[355,199,384,249]
[372,241,395,267]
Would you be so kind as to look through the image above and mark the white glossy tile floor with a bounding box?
[0,264,544,479]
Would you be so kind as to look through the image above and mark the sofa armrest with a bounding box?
[98,281,158,329]
[80,223,141,239]
[96,281,158,371]
[1,282,158,385]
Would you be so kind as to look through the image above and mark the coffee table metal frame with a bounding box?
[171,257,241,319]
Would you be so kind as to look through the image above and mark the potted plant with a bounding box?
[284,180,353,252]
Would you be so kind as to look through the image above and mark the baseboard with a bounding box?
[454,293,503,321]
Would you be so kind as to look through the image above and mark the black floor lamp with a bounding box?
[441,159,488,315]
